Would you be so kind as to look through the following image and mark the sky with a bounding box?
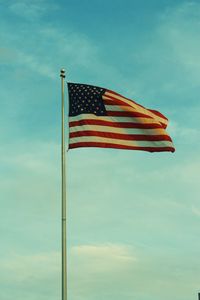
[0,0,200,299]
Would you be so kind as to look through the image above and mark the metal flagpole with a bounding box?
[60,69,67,300]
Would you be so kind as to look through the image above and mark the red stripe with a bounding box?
[103,99,130,106]
[105,90,168,123]
[105,90,145,109]
[148,109,168,121]
[70,131,172,142]
[69,142,175,152]
[103,97,133,107]
[107,111,152,118]
[69,119,163,129]
[104,100,167,128]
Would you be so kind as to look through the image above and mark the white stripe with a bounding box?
[104,93,140,108]
[104,105,134,112]
[69,135,174,148]
[70,124,167,136]
[103,93,168,126]
[69,114,159,125]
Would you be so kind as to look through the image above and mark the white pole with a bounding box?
[60,69,67,300]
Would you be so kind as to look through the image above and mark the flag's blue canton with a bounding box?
[68,83,107,116]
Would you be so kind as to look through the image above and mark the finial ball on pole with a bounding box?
[60,68,66,78]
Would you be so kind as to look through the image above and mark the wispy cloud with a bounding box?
[159,2,200,84]
[0,243,198,300]
[70,243,137,272]
[0,0,124,84]
[0,251,60,300]
[169,120,200,143]
[129,1,200,104]
[8,0,59,20]
[0,47,17,63]
[68,242,199,300]
[68,243,138,300]
[0,20,121,82]
[192,205,200,217]
[0,251,60,282]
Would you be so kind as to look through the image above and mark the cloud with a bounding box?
[8,0,59,20]
[68,242,200,300]
[0,140,61,228]
[0,3,123,83]
[0,47,56,80]
[0,245,198,300]
[169,120,200,146]
[0,243,199,300]
[0,26,57,79]
[38,27,123,85]
[158,2,200,83]
[192,205,200,217]
[0,244,137,300]
[0,251,60,282]
[16,50,56,79]
[0,251,60,300]
[70,243,137,273]
[68,243,138,300]
[0,47,17,63]
[129,1,200,105]
[0,140,59,176]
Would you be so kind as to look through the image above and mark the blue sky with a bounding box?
[0,0,200,299]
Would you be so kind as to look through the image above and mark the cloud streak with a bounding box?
[8,0,59,20]
[0,251,60,300]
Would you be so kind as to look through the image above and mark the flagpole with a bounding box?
[60,69,67,300]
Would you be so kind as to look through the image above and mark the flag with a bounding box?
[68,83,175,152]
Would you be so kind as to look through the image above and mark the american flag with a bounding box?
[68,83,175,152]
